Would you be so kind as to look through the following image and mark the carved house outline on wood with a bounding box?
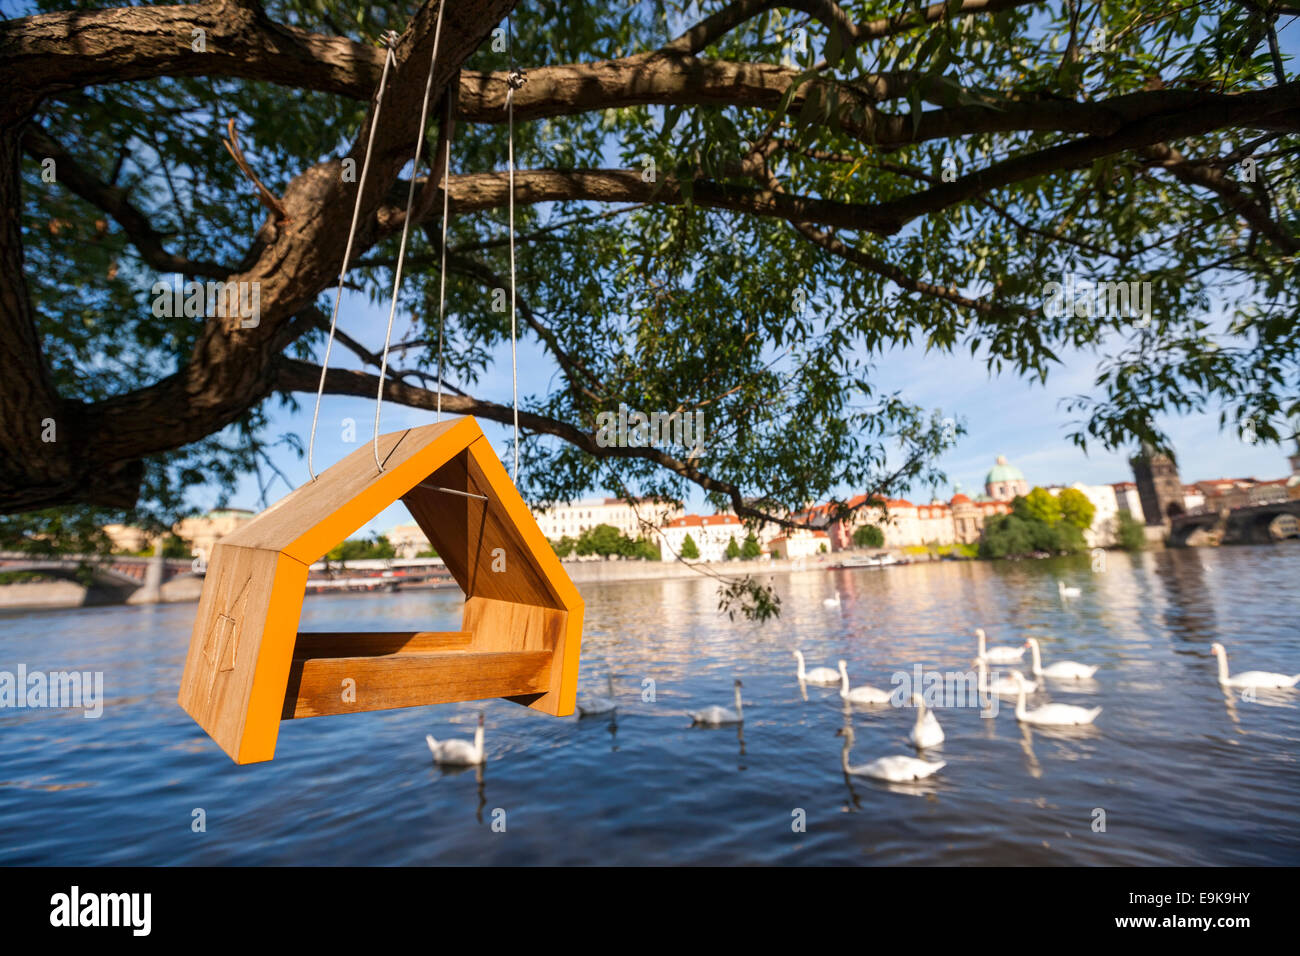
[178,416,583,764]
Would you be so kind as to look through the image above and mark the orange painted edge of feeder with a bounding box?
[179,416,584,763]
[464,434,584,715]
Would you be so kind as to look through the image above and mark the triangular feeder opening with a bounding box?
[177,417,583,765]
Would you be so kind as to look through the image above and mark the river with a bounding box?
[1,545,1297,864]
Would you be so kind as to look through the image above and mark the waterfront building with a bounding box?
[766,528,829,559]
[173,509,256,557]
[917,498,956,546]
[534,496,681,543]
[660,513,747,562]
[102,523,152,553]
[388,523,432,558]
[823,492,1008,550]
[1047,482,1120,547]
[1131,442,1186,525]
[985,455,1030,501]
[1113,481,1145,523]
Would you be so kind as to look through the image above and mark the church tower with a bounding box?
[1130,442,1186,526]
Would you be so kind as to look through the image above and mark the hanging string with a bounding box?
[308,32,399,481]
[374,1,448,471]
[506,17,524,482]
[436,83,452,423]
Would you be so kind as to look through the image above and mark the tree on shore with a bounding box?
[1116,513,1147,551]
[1017,488,1063,527]
[680,534,700,561]
[1056,488,1096,531]
[327,535,396,561]
[982,490,1086,558]
[740,532,763,559]
[853,524,885,549]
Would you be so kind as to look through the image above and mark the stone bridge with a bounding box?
[1169,499,1300,547]
[0,551,200,602]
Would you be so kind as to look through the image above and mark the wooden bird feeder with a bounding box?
[177,416,583,764]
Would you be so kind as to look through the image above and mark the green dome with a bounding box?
[985,455,1025,484]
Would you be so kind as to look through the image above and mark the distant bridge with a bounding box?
[1168,499,1300,547]
[0,551,199,591]
[0,551,456,602]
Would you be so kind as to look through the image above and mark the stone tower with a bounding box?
[1130,442,1186,526]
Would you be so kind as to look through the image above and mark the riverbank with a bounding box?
[0,542,1175,611]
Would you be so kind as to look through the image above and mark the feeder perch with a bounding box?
[177,416,583,764]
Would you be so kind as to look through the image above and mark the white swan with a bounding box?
[1211,643,1299,689]
[823,592,842,608]
[976,627,1024,663]
[426,712,486,765]
[1012,672,1100,726]
[689,680,745,725]
[907,693,944,749]
[1057,581,1082,599]
[1024,637,1098,680]
[577,673,617,716]
[836,726,945,781]
[838,659,892,705]
[975,659,1036,696]
[794,649,839,685]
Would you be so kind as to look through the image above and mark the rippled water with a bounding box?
[2,545,1298,865]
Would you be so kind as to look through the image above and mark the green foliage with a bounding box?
[326,535,396,561]
[1016,488,1063,526]
[160,533,191,558]
[1117,513,1148,551]
[716,575,782,622]
[724,535,741,560]
[415,547,439,558]
[680,533,700,560]
[576,523,623,556]
[621,535,662,560]
[979,515,1035,559]
[569,523,660,559]
[0,509,114,556]
[980,512,1087,559]
[852,524,885,548]
[1056,489,1097,531]
[740,532,763,559]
